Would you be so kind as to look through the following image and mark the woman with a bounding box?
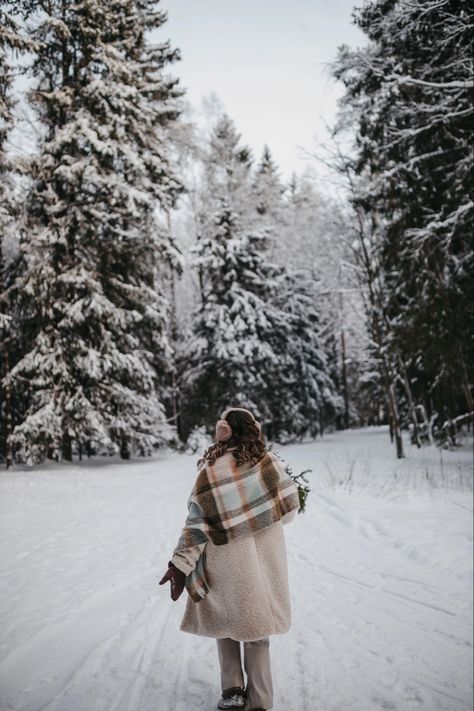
[159,407,299,711]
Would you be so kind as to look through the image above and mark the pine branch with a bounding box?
[284,462,312,514]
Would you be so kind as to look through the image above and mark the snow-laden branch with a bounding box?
[390,75,473,90]
[406,201,473,241]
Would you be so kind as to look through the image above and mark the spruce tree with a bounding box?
[201,113,254,214]
[333,0,473,438]
[0,6,32,465]
[179,202,290,438]
[180,201,341,442]
[271,269,343,439]
[7,0,183,463]
[179,118,340,441]
[253,145,285,220]
[0,8,18,328]
[252,155,342,437]
[0,8,16,465]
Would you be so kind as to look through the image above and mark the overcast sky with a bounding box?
[160,0,365,179]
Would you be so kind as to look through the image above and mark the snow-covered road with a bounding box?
[0,428,472,711]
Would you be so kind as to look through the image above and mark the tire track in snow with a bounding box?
[285,492,471,711]
[108,599,175,711]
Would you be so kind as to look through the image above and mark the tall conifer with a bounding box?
[180,118,340,440]
[0,6,33,465]
[7,0,183,463]
[333,0,473,437]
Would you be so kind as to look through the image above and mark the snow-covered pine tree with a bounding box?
[0,8,20,329]
[276,172,362,431]
[201,113,254,213]
[333,0,473,440]
[281,173,342,275]
[251,156,343,438]
[251,145,286,260]
[0,6,33,465]
[7,0,183,463]
[191,113,254,313]
[179,118,340,441]
[180,199,341,442]
[0,8,16,465]
[253,145,285,220]
[178,202,291,439]
[270,267,343,439]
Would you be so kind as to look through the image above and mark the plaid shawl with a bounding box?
[174,450,299,602]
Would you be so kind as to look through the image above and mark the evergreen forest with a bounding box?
[0,0,472,465]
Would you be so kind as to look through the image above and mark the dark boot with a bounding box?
[217,686,246,709]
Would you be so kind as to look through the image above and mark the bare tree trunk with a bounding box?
[119,437,130,460]
[2,344,13,468]
[0,236,13,466]
[169,267,182,440]
[395,349,422,448]
[388,381,404,459]
[458,345,473,412]
[62,433,72,461]
[378,345,404,458]
[165,209,183,441]
[341,327,349,429]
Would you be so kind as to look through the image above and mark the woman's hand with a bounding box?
[159,562,186,601]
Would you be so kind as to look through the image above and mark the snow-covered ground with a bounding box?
[0,427,472,711]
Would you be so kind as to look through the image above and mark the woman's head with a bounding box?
[197,407,267,468]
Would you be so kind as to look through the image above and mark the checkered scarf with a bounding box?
[174,450,300,602]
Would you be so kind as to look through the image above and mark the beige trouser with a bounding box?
[216,637,273,710]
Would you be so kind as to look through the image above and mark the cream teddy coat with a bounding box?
[171,450,297,642]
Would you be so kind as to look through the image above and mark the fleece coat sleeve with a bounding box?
[171,543,206,576]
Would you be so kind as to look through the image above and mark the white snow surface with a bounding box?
[0,427,472,711]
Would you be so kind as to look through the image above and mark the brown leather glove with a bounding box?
[159,561,186,601]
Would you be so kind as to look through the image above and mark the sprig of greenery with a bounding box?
[284,463,312,514]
